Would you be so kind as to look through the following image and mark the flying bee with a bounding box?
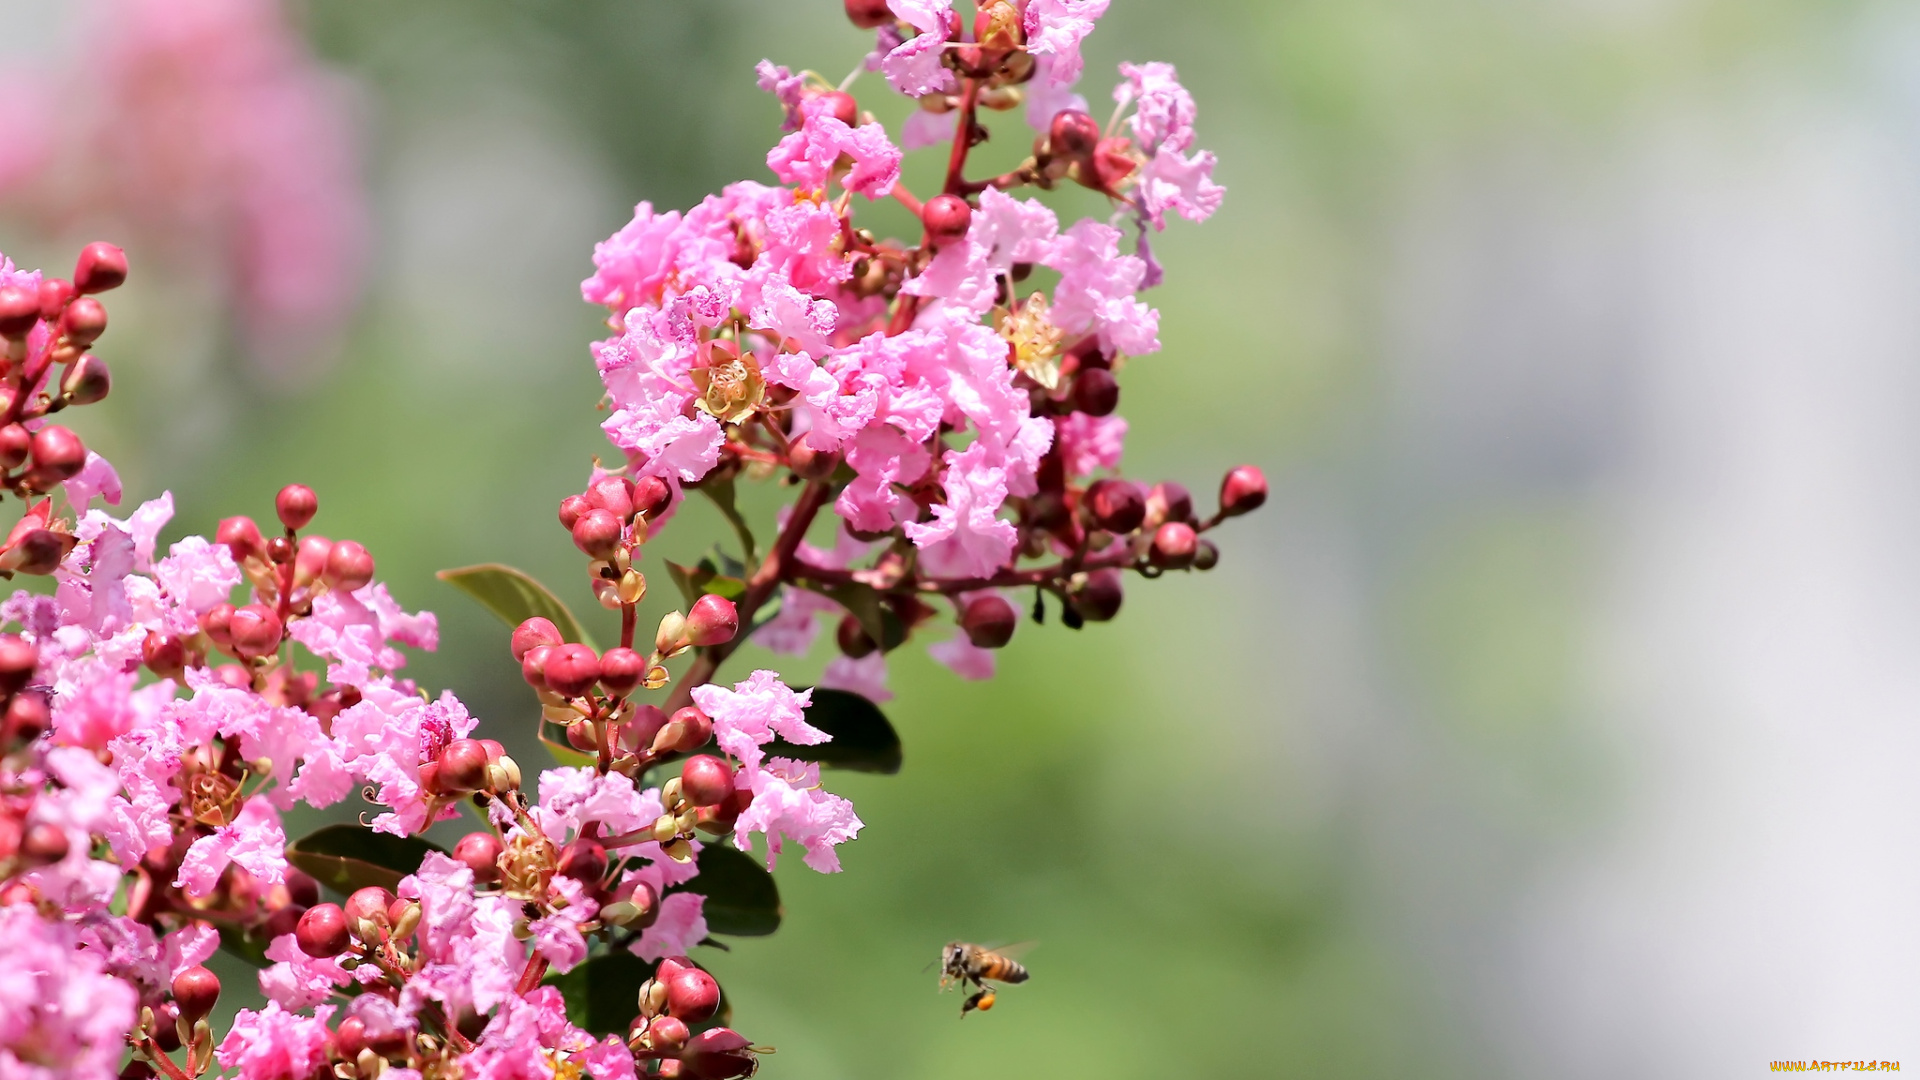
[938,942,1031,1017]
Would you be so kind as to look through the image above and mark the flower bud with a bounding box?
[638,976,670,1018]
[1050,109,1101,159]
[836,614,877,659]
[558,494,592,530]
[642,1015,690,1054]
[679,755,734,808]
[655,611,689,655]
[4,690,48,741]
[293,535,332,585]
[572,508,623,560]
[652,707,712,755]
[521,643,554,692]
[37,279,72,321]
[511,617,563,661]
[0,287,38,340]
[544,643,602,698]
[587,475,638,522]
[686,594,738,647]
[486,754,522,793]
[266,536,293,564]
[961,594,1017,649]
[275,484,318,531]
[0,635,38,696]
[922,194,973,247]
[21,822,68,865]
[1083,479,1145,534]
[599,646,646,696]
[682,1028,756,1080]
[1068,568,1124,622]
[666,965,720,1022]
[1149,522,1198,569]
[439,739,491,791]
[557,838,608,885]
[819,90,859,126]
[454,831,504,883]
[334,1016,368,1059]
[295,903,350,958]
[344,887,393,942]
[228,604,283,659]
[323,540,375,593]
[1145,481,1193,527]
[0,425,28,469]
[1219,465,1267,517]
[632,475,672,520]
[844,0,893,28]
[617,568,647,606]
[60,298,107,348]
[73,242,128,294]
[621,704,668,753]
[1193,538,1220,571]
[565,718,599,753]
[389,898,422,943]
[787,440,840,481]
[216,516,266,563]
[29,426,86,482]
[170,966,220,1023]
[1070,367,1118,416]
[1091,136,1138,191]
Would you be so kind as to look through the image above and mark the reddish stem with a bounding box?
[515,952,551,996]
[621,603,636,651]
[943,78,981,197]
[134,1040,192,1080]
[891,183,925,218]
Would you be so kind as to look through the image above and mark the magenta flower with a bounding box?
[734,757,865,873]
[690,669,827,775]
[259,932,350,1011]
[767,113,902,199]
[216,1003,337,1080]
[174,796,287,897]
[0,906,138,1080]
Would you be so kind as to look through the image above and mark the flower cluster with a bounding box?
[1,3,1264,1079]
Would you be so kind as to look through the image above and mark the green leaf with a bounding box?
[669,844,781,936]
[285,824,447,896]
[797,579,906,653]
[436,563,598,651]
[217,922,273,969]
[664,558,747,609]
[696,476,757,566]
[546,951,732,1036]
[780,688,901,774]
[540,723,599,769]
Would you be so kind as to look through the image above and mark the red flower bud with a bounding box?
[284,870,320,909]
[1148,522,1198,569]
[59,297,107,347]
[171,966,220,1023]
[0,425,28,469]
[275,484,318,531]
[344,886,393,940]
[572,508,623,560]
[544,643,602,698]
[266,536,294,564]
[1219,465,1267,517]
[820,90,860,126]
[1090,136,1137,190]
[558,494,592,530]
[0,287,38,341]
[73,242,128,294]
[323,540,375,593]
[835,613,876,658]
[293,535,332,585]
[439,739,491,791]
[36,279,72,322]
[454,832,504,883]
[521,643,554,692]
[599,646,646,696]
[61,354,114,407]
[587,475,637,522]
[621,704,668,753]
[685,594,738,647]
[511,617,563,661]
[632,475,672,520]
[0,634,38,696]
[295,903,350,958]
[1083,479,1145,534]
[334,1016,368,1059]
[653,707,713,755]
[1050,109,1101,158]
[1070,367,1118,416]
[1193,538,1220,571]
[21,821,68,865]
[1146,481,1193,527]
[961,594,1017,649]
[844,0,893,29]
[29,426,86,481]
[665,965,721,1022]
[228,603,283,659]
[643,1015,689,1053]
[556,838,608,885]
[682,1028,756,1080]
[679,755,735,808]
[922,194,973,247]
[4,690,48,741]
[216,516,265,563]
[787,440,840,480]
[1068,568,1124,622]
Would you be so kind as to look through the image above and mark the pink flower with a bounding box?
[1134,143,1224,229]
[901,108,956,150]
[530,766,652,842]
[903,188,1058,314]
[216,1003,337,1080]
[689,669,827,776]
[460,989,590,1080]
[928,634,996,680]
[152,535,242,634]
[530,876,598,974]
[753,585,841,657]
[51,662,141,750]
[582,202,684,317]
[881,31,955,97]
[1024,0,1108,87]
[286,582,437,688]
[754,60,808,130]
[399,854,524,1018]
[836,423,933,533]
[767,114,901,199]
[734,757,864,873]
[0,906,138,1080]
[1045,220,1160,356]
[326,685,477,835]
[630,891,709,963]
[259,933,349,1011]
[904,442,1019,579]
[821,652,893,703]
[174,796,287,897]
[62,453,122,509]
[1053,411,1127,478]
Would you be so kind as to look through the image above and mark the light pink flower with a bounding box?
[821,652,893,703]
[905,442,1019,579]
[1134,144,1224,229]
[152,535,242,633]
[689,669,826,776]
[754,60,808,130]
[881,31,955,97]
[1053,411,1128,478]
[530,875,599,974]
[1045,220,1160,356]
[259,933,350,1011]
[216,1003,337,1080]
[735,757,864,873]
[767,114,901,199]
[902,108,956,150]
[0,905,138,1080]
[531,766,653,842]
[63,453,122,509]
[630,891,710,963]
[174,796,287,897]
[1024,0,1108,87]
[928,634,996,680]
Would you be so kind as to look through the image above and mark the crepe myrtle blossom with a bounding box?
[0,7,1264,1078]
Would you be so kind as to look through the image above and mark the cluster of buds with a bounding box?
[128,965,223,1080]
[629,956,763,1079]
[0,243,122,497]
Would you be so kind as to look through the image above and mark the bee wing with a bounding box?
[984,940,1039,960]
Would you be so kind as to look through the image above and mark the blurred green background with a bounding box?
[10,0,1920,1076]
